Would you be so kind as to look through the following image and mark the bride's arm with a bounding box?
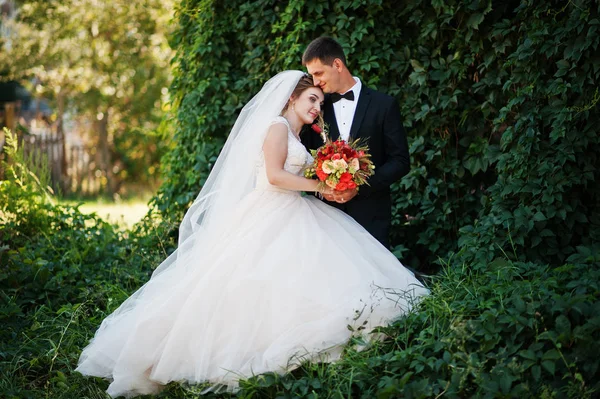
[263,123,331,194]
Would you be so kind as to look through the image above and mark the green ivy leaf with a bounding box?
[466,13,485,29]
[542,360,556,375]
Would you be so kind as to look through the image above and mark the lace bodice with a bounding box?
[255,116,313,191]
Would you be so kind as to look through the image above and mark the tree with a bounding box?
[0,0,175,195]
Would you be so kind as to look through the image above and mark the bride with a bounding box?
[76,70,428,398]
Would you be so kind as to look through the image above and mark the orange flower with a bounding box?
[316,170,328,181]
[339,172,353,183]
[335,181,348,191]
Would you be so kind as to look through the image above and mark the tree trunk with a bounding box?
[57,91,67,194]
[96,109,114,197]
[4,102,15,131]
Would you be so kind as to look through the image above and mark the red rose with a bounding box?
[339,172,352,182]
[340,146,354,159]
[346,181,357,189]
[335,182,348,191]
[311,124,322,134]
[331,153,341,160]
[316,170,328,181]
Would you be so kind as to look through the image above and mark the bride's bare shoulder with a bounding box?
[265,124,288,147]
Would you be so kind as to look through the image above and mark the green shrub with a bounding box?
[455,1,600,267]
[0,129,176,398]
[1,130,174,313]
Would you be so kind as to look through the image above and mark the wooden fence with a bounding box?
[20,130,64,194]
[7,129,107,197]
[66,143,106,196]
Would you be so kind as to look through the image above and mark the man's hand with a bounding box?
[332,188,358,203]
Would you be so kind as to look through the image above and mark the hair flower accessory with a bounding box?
[311,115,328,144]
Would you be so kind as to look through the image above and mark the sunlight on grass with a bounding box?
[61,198,150,229]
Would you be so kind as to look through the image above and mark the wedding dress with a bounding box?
[76,72,428,398]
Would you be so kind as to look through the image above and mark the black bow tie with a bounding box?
[330,91,355,103]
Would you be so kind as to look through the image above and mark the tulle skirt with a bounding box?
[76,188,428,398]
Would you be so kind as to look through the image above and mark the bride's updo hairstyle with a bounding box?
[281,73,314,114]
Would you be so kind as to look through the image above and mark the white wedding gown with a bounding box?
[76,117,428,398]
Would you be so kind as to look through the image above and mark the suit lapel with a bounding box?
[323,96,340,141]
[349,87,371,140]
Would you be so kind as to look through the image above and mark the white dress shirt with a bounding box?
[332,77,362,141]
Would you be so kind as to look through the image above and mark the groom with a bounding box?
[301,37,410,248]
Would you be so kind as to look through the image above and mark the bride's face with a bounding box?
[293,87,324,124]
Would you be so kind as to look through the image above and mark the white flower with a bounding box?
[322,160,335,174]
[348,158,359,173]
[332,159,348,171]
[325,178,338,188]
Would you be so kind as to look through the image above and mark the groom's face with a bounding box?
[305,59,342,94]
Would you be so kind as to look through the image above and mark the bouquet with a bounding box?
[304,122,375,191]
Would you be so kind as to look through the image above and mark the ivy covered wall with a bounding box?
[154,0,600,270]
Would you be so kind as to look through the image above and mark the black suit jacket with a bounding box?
[301,86,410,248]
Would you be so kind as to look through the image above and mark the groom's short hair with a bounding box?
[302,37,347,67]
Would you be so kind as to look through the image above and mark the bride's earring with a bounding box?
[292,103,295,111]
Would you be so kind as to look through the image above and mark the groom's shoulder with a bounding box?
[364,86,398,107]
